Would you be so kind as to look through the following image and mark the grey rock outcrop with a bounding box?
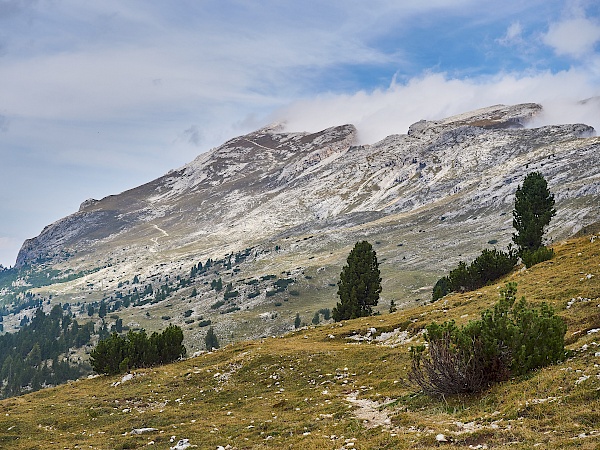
[15,103,599,275]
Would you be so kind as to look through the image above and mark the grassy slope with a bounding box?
[1,235,599,449]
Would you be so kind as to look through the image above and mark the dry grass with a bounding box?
[1,235,599,449]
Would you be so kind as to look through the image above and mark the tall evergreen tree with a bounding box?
[205,327,219,351]
[98,300,107,318]
[513,172,556,255]
[332,241,382,321]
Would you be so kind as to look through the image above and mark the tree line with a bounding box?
[0,305,94,398]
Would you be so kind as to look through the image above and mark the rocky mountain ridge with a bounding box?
[6,102,600,346]
[16,103,598,269]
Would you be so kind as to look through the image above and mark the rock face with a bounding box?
[16,103,599,271]
[10,102,600,348]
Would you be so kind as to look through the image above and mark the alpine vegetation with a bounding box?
[90,325,186,375]
[513,171,556,267]
[432,171,556,301]
[411,283,567,396]
[332,241,382,321]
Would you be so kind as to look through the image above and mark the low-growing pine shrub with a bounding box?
[432,248,517,301]
[412,283,566,396]
[521,246,554,268]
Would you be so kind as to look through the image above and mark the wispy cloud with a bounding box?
[275,69,600,144]
[543,17,600,59]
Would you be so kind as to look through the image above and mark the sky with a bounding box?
[1,0,599,266]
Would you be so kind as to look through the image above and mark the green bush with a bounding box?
[90,325,186,375]
[432,276,450,302]
[318,308,331,320]
[522,246,554,268]
[412,283,566,396]
[223,290,239,300]
[211,300,226,309]
[432,248,517,301]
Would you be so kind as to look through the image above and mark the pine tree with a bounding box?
[205,327,219,351]
[332,241,382,321]
[513,172,556,255]
[98,300,107,318]
[312,312,320,325]
[294,313,301,329]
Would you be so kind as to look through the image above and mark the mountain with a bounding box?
[4,102,600,352]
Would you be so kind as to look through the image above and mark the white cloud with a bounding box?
[498,21,524,46]
[276,70,600,144]
[543,17,600,58]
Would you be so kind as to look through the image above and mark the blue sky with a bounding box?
[1,0,599,266]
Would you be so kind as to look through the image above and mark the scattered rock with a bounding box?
[436,433,449,442]
[170,439,192,450]
[130,427,158,435]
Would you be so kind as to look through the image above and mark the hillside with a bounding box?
[1,233,598,449]
[2,102,599,354]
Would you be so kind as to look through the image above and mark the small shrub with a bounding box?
[211,300,225,309]
[184,309,193,317]
[197,320,212,327]
[274,278,294,290]
[161,315,171,320]
[318,308,331,320]
[432,276,450,302]
[289,290,300,296]
[224,290,239,300]
[274,302,282,307]
[522,246,554,268]
[412,283,566,396]
[265,290,276,297]
[247,291,260,299]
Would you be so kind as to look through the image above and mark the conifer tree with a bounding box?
[332,241,381,321]
[205,327,219,351]
[513,172,556,255]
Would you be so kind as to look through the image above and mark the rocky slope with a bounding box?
[16,103,598,268]
[6,102,600,348]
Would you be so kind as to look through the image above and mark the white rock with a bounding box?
[436,433,449,442]
[170,439,191,450]
[131,428,158,435]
